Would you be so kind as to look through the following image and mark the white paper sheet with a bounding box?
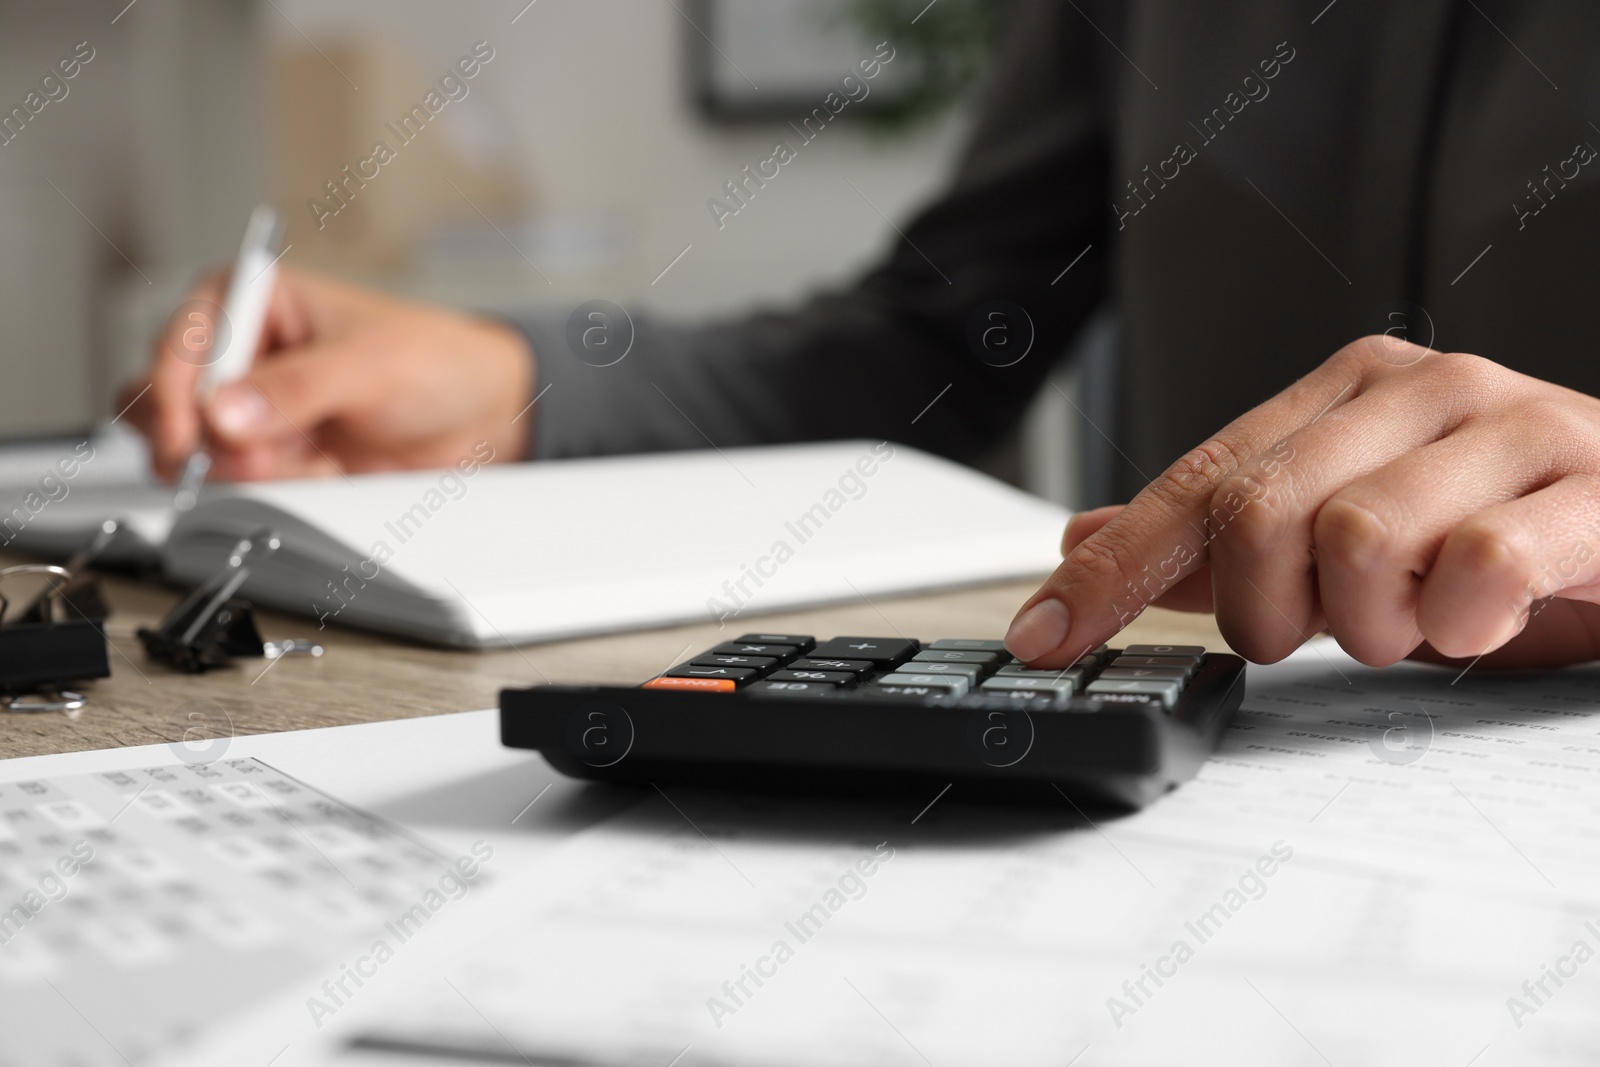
[151,641,1600,1067]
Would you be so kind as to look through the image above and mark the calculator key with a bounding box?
[712,642,799,659]
[1123,644,1205,659]
[789,658,874,675]
[748,680,840,697]
[1086,677,1183,707]
[1072,649,1108,669]
[1072,643,1110,667]
[860,684,951,702]
[956,691,1066,712]
[912,649,1000,667]
[1110,655,1197,675]
[691,654,779,671]
[890,661,982,679]
[735,634,816,653]
[996,665,1083,683]
[927,638,1010,653]
[808,637,917,664]
[1085,691,1165,708]
[643,676,736,693]
[981,685,1071,710]
[768,670,857,686]
[882,673,970,698]
[981,675,1075,696]
[665,664,759,682]
[1097,667,1189,682]
[1113,652,1203,668]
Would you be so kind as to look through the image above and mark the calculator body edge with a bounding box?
[499,650,1245,809]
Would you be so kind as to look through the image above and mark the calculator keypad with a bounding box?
[505,631,1245,814]
[642,636,1206,712]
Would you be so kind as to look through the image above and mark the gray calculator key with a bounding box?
[1097,667,1189,682]
[1089,692,1167,708]
[927,638,1009,652]
[883,673,971,697]
[1086,677,1183,708]
[863,684,953,702]
[978,676,1072,707]
[1123,644,1205,659]
[891,662,982,679]
[1066,647,1109,672]
[913,649,999,666]
[982,675,1075,694]
[956,691,1064,712]
[1111,655,1197,674]
[996,665,1083,684]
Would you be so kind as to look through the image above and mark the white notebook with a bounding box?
[51,442,1067,647]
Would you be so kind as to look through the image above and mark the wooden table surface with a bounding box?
[0,555,1231,759]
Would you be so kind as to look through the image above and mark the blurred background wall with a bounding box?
[0,0,1088,505]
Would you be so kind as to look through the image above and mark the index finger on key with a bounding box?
[1003,345,1380,666]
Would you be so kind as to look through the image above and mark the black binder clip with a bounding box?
[14,519,118,626]
[0,562,112,714]
[137,528,324,673]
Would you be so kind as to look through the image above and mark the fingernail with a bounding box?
[1004,598,1071,662]
[210,385,268,438]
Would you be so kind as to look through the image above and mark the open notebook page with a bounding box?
[162,441,1069,646]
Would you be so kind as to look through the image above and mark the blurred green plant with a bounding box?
[840,0,1017,131]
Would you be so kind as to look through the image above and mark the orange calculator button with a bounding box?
[643,677,737,693]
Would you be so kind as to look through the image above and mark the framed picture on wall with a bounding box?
[686,0,910,120]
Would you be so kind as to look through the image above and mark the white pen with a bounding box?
[172,204,285,513]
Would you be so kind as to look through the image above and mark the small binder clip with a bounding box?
[137,528,324,673]
[14,519,118,626]
[0,563,111,713]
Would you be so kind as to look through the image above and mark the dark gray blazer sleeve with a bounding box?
[515,0,1112,463]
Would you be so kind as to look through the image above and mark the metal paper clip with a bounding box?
[136,528,324,673]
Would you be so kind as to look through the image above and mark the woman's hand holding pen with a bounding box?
[120,267,534,482]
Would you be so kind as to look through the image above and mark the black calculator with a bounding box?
[500,634,1246,808]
